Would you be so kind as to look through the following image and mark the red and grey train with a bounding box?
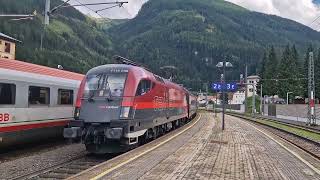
[0,58,84,149]
[64,57,198,154]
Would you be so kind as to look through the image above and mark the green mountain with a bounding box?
[109,0,320,89]
[0,0,114,73]
[1,0,320,91]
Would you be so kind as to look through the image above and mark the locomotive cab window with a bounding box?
[29,86,50,105]
[136,80,152,96]
[58,89,74,105]
[0,83,16,105]
[84,73,127,97]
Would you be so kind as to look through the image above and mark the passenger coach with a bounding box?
[0,59,83,149]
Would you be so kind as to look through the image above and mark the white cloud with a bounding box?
[225,0,320,30]
[67,0,148,19]
[66,0,320,30]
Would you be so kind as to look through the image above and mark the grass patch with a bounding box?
[256,119,320,142]
[49,20,74,36]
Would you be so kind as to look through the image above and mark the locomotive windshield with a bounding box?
[83,73,127,97]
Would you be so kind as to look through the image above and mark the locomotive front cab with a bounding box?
[64,65,147,153]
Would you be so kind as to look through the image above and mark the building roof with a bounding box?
[0,32,22,43]
[0,58,84,81]
[247,75,260,79]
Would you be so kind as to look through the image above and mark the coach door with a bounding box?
[165,88,170,119]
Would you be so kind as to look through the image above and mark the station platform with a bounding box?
[71,112,320,180]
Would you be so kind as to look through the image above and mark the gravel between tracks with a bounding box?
[0,144,86,179]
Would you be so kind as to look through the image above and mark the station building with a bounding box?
[230,88,246,104]
[247,75,260,97]
[0,32,21,60]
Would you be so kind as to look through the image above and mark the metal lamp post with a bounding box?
[216,61,233,131]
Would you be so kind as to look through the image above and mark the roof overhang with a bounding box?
[0,32,22,43]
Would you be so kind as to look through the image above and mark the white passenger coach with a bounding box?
[0,58,84,149]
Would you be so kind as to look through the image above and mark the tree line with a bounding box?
[259,45,320,99]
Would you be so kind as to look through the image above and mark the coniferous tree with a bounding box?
[263,46,278,96]
[277,45,299,98]
[257,52,267,95]
[291,45,303,97]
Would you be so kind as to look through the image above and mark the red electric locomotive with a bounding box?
[64,56,197,154]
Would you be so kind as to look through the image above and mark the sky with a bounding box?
[67,0,320,30]
[66,0,148,19]
[225,0,320,30]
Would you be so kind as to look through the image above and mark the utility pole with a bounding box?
[215,92,218,117]
[39,0,128,49]
[286,92,293,105]
[45,0,50,25]
[40,0,50,50]
[308,52,316,126]
[222,64,226,130]
[260,83,263,115]
[244,64,248,113]
[205,82,208,110]
[252,83,256,115]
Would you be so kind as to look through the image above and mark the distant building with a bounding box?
[0,32,21,60]
[246,75,260,97]
[230,88,245,105]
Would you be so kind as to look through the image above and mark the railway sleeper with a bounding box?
[39,172,70,179]
[52,168,80,174]
[65,164,90,170]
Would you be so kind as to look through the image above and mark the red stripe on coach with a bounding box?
[0,120,69,133]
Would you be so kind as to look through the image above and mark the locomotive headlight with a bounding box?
[120,106,131,119]
[74,107,81,120]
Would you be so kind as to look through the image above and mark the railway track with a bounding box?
[227,113,320,160]
[10,152,115,180]
[9,114,200,180]
[0,139,68,164]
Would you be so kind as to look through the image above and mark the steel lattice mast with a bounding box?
[308,52,316,126]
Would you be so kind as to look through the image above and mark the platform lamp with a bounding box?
[216,61,233,131]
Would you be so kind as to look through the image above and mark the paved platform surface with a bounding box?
[85,113,320,180]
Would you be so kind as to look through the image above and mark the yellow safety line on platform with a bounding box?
[91,114,202,180]
[243,118,320,176]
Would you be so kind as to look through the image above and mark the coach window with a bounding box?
[136,80,152,96]
[29,86,50,105]
[0,83,16,105]
[58,89,74,105]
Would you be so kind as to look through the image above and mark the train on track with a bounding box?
[0,58,84,150]
[64,56,198,154]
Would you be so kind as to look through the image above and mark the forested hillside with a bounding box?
[1,0,320,91]
[110,0,320,89]
[0,0,114,72]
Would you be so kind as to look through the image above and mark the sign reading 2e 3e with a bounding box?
[212,82,238,91]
